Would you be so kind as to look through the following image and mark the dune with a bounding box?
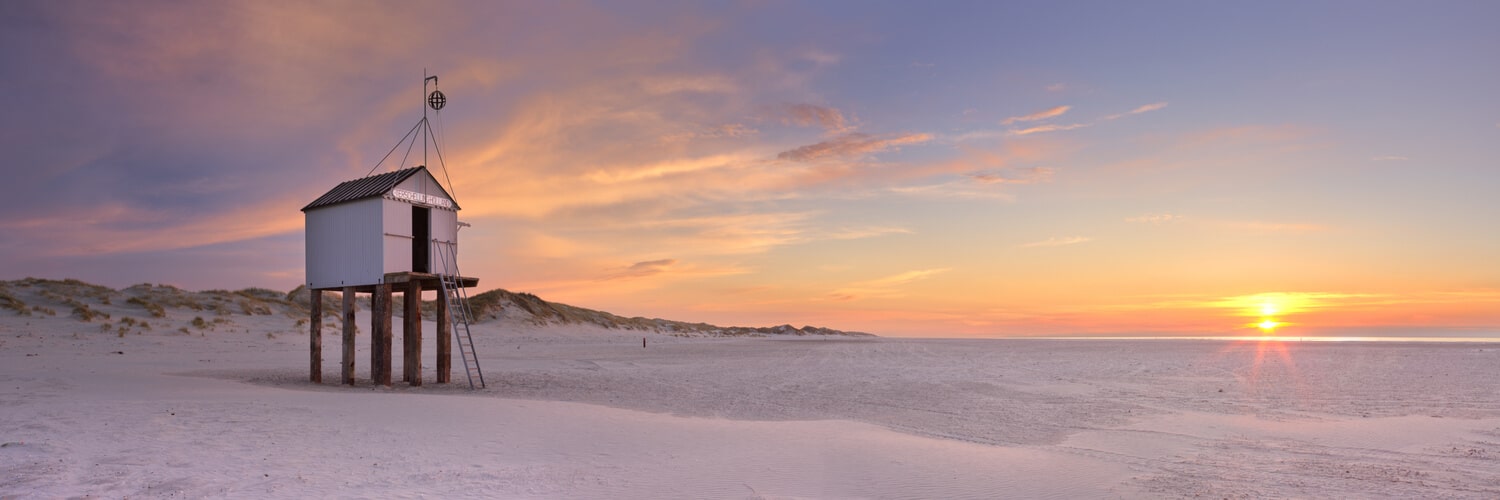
[2,278,1499,498]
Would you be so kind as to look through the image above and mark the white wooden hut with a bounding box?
[302,165,461,288]
[301,165,479,388]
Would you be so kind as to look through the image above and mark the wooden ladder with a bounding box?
[436,241,485,389]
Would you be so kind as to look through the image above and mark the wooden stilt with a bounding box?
[404,280,422,386]
[376,283,393,387]
[341,287,356,385]
[436,287,451,384]
[310,291,322,383]
[370,284,384,385]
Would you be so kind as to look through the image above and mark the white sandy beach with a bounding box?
[2,284,1499,498]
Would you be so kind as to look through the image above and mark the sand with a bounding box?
[3,297,1499,498]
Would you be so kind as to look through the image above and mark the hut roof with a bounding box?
[301,166,459,211]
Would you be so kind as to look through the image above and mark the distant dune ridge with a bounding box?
[0,278,872,338]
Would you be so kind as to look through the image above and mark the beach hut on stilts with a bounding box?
[301,74,486,389]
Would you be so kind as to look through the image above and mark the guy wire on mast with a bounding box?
[364,72,456,199]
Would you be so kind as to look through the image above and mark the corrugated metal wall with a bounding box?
[305,197,384,289]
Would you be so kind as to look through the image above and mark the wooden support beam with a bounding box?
[310,291,322,383]
[375,283,393,387]
[370,284,384,385]
[341,287,356,385]
[404,280,422,386]
[436,287,451,384]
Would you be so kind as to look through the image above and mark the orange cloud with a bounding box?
[1125,213,1182,224]
[1020,236,1091,248]
[967,166,1054,185]
[777,132,933,162]
[1007,123,1090,136]
[604,259,679,280]
[1002,105,1071,125]
[778,103,851,131]
[0,197,303,257]
[829,268,952,301]
[1102,101,1168,120]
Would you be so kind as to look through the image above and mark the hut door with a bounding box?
[412,206,431,273]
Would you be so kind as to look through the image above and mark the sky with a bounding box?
[2,1,1498,337]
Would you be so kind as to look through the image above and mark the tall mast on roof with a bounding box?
[424,70,445,174]
[367,72,455,198]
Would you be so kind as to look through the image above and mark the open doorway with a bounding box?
[411,205,431,273]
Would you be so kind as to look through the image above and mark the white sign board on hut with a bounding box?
[391,188,453,209]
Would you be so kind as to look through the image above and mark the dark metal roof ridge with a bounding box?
[301,167,428,212]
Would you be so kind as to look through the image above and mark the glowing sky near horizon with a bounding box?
[2,1,1498,337]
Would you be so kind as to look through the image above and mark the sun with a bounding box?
[1258,319,1281,333]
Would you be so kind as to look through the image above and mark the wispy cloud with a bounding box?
[829,268,952,301]
[1101,101,1168,121]
[1370,155,1409,161]
[604,259,679,280]
[1237,221,1327,233]
[778,103,851,132]
[659,123,757,143]
[1045,83,1067,92]
[777,132,933,162]
[1020,236,1091,248]
[1125,213,1182,224]
[828,226,912,240]
[990,101,1168,137]
[1002,105,1071,125]
[967,166,1054,185]
[888,182,1016,201]
[1008,123,1090,136]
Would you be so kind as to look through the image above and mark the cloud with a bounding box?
[637,75,738,95]
[1007,123,1090,136]
[983,101,1166,137]
[1209,291,1378,317]
[862,268,952,287]
[827,226,912,240]
[0,197,304,257]
[1002,105,1071,125]
[658,123,758,143]
[1237,221,1327,233]
[888,182,1016,201]
[604,259,679,280]
[967,167,1054,185]
[776,132,933,162]
[1045,83,1067,92]
[584,153,744,184]
[829,268,952,301]
[1370,155,1409,161]
[1101,102,1169,121]
[1125,213,1182,224]
[801,49,840,66]
[779,103,851,131]
[1020,236,1091,248]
